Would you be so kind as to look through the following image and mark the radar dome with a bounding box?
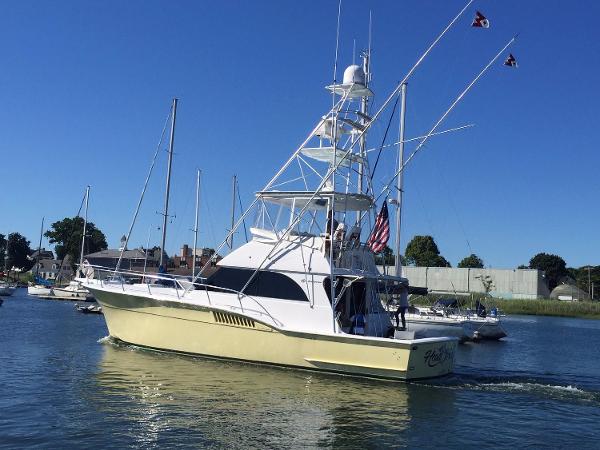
[343,65,366,86]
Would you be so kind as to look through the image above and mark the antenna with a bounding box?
[332,0,342,84]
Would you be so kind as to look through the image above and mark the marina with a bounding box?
[1,1,599,448]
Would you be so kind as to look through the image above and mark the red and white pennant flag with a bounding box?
[472,11,490,28]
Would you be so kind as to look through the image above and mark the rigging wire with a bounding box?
[236,178,249,243]
[369,88,401,186]
[75,189,87,218]
[115,105,172,271]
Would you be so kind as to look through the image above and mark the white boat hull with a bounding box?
[90,287,457,381]
[27,285,53,296]
[405,316,469,341]
[405,315,506,341]
[51,287,92,301]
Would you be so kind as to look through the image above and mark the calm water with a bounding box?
[1,290,600,449]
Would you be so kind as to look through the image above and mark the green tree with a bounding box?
[517,264,528,269]
[457,253,484,268]
[405,235,451,267]
[44,217,107,264]
[374,245,400,266]
[529,253,568,291]
[6,232,34,271]
[0,233,6,268]
[570,265,600,301]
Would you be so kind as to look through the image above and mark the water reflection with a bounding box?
[94,342,420,448]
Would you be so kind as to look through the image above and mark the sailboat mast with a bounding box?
[192,169,201,277]
[79,185,90,268]
[394,83,407,277]
[35,217,44,277]
[228,175,236,250]
[160,97,178,268]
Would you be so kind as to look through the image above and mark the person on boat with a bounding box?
[324,210,339,256]
[394,284,409,330]
[476,299,487,318]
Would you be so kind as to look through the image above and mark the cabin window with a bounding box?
[206,267,308,302]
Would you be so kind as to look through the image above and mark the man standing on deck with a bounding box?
[394,284,409,330]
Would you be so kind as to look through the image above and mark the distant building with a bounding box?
[84,248,162,271]
[172,245,220,275]
[30,258,73,281]
[30,248,54,260]
[550,283,590,301]
[378,266,551,300]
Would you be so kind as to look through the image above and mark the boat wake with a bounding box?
[418,369,600,405]
[97,335,112,344]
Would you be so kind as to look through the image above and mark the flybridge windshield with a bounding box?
[206,267,308,302]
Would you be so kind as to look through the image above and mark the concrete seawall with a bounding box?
[378,266,550,300]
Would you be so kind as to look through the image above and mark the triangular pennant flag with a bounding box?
[504,53,518,68]
[472,11,490,28]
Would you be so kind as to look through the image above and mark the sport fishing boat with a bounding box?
[75,4,515,378]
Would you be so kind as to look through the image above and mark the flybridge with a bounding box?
[255,191,373,212]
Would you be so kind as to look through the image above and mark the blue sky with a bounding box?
[1,0,598,269]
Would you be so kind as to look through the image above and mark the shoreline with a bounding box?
[412,296,600,320]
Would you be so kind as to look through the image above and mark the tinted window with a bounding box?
[206,267,308,302]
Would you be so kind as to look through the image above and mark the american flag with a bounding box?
[368,201,390,253]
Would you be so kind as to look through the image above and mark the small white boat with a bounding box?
[399,299,507,341]
[27,284,53,297]
[75,303,103,314]
[51,281,92,301]
[0,283,16,296]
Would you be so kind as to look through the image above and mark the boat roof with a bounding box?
[256,190,373,211]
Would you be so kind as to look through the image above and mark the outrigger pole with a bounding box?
[187,0,475,292]
[373,35,519,213]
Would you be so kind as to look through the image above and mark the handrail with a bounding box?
[82,265,282,327]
